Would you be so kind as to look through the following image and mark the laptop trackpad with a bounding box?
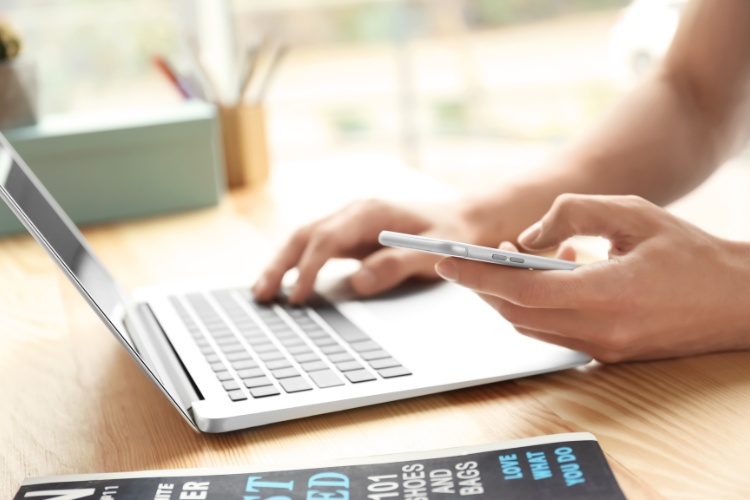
[325,280,589,384]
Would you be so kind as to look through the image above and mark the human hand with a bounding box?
[435,194,750,363]
[253,199,482,304]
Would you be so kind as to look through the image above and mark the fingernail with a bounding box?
[519,221,542,247]
[435,259,458,282]
[351,268,377,293]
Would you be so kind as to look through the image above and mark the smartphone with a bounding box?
[378,230,578,271]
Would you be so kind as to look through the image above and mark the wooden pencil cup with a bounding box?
[218,103,270,189]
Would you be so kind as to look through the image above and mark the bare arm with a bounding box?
[255,0,750,303]
[463,0,750,245]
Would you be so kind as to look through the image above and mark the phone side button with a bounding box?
[491,254,508,261]
[450,244,468,257]
[509,257,524,264]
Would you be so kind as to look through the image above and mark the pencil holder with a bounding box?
[218,103,270,189]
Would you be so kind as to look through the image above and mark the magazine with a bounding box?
[14,432,624,499]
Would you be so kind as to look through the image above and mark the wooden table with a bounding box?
[2,155,749,498]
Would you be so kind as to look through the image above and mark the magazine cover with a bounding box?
[14,432,624,499]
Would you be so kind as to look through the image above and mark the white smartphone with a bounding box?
[378,230,578,271]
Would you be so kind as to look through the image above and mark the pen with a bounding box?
[237,41,262,103]
[185,39,221,103]
[251,43,289,104]
[152,55,192,100]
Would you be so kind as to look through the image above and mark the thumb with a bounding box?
[518,194,657,252]
[350,247,440,296]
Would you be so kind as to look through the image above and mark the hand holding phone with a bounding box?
[378,231,578,271]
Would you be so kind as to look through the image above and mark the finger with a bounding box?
[498,241,518,252]
[436,256,608,309]
[518,194,658,252]
[253,226,312,301]
[265,204,393,303]
[288,222,356,303]
[555,243,577,262]
[351,247,441,296]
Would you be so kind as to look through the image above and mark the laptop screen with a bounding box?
[0,136,137,346]
[0,134,196,428]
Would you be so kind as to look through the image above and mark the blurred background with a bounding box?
[3,0,748,240]
[1,0,680,171]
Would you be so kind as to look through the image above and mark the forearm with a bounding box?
[461,0,750,246]
[460,74,723,244]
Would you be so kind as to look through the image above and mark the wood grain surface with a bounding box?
[2,157,749,498]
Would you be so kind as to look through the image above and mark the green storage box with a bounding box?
[0,102,225,235]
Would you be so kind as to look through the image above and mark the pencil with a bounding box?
[152,55,192,100]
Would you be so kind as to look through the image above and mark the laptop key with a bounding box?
[304,329,329,339]
[222,380,240,391]
[272,367,300,379]
[259,351,286,362]
[293,352,320,363]
[378,366,412,378]
[328,352,354,363]
[215,370,234,381]
[344,369,377,383]
[250,385,281,398]
[281,337,305,347]
[266,359,292,370]
[205,353,221,363]
[227,389,247,401]
[309,369,345,388]
[254,343,279,353]
[244,332,269,341]
[209,361,226,372]
[237,367,264,379]
[280,376,312,393]
[368,357,401,370]
[320,344,345,355]
[231,359,258,370]
[360,349,391,361]
[312,336,337,347]
[300,360,328,372]
[336,360,363,372]
[243,375,273,388]
[287,344,312,355]
[349,340,380,352]
[225,351,253,362]
[221,343,247,354]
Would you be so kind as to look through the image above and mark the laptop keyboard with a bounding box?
[169,289,411,402]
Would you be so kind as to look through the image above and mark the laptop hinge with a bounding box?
[132,304,204,413]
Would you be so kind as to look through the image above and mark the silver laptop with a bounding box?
[0,134,590,433]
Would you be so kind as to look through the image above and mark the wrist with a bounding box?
[457,173,574,247]
[715,239,750,351]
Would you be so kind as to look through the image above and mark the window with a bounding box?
[3,0,181,115]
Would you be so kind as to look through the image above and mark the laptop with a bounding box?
[0,133,591,433]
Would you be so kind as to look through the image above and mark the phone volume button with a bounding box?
[491,253,508,261]
[450,244,468,257]
[509,257,524,264]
